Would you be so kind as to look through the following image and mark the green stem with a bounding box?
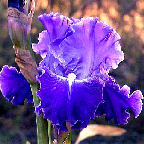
[27,30,49,144]
[48,120,52,144]
[31,83,49,144]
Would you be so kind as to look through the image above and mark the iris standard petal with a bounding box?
[37,68,103,131]
[95,76,143,124]
[40,54,66,77]
[0,65,33,105]
[50,17,124,79]
[32,30,50,58]
[32,12,74,58]
[38,12,73,41]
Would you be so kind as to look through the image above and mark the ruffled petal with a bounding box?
[32,12,74,58]
[50,17,124,79]
[95,76,143,124]
[70,77,104,130]
[36,68,103,131]
[0,66,33,105]
[38,12,73,41]
[32,30,50,58]
[36,68,69,131]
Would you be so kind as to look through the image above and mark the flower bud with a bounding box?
[8,8,28,48]
[8,0,35,49]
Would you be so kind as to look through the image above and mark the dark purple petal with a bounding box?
[36,68,69,130]
[32,12,74,58]
[70,77,104,130]
[95,76,143,124]
[50,17,124,79]
[0,66,33,105]
[36,68,103,131]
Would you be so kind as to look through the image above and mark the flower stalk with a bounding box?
[48,120,52,144]
[31,83,49,144]
[8,0,50,143]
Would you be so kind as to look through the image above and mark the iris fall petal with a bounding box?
[0,66,33,105]
[37,68,103,130]
[96,76,143,124]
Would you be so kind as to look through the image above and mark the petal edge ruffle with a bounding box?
[36,68,104,131]
[49,17,124,79]
[95,76,143,124]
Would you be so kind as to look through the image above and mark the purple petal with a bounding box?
[0,65,33,105]
[32,12,74,58]
[38,12,73,41]
[70,77,104,130]
[95,76,143,124]
[32,30,50,58]
[40,54,66,77]
[37,68,69,130]
[36,68,103,131]
[50,17,124,79]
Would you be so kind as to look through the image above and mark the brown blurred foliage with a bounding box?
[0,0,144,143]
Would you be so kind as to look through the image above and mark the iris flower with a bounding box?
[0,12,143,131]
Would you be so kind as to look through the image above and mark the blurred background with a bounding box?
[0,0,144,143]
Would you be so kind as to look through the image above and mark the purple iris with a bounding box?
[32,13,143,130]
[0,12,143,131]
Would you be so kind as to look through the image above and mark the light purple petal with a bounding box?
[32,12,74,58]
[50,17,124,79]
[36,68,103,131]
[32,30,50,58]
[38,12,73,41]
[0,65,33,105]
[95,76,143,124]
[40,54,66,77]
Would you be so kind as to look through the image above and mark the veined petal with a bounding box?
[40,54,66,77]
[36,68,103,131]
[50,17,124,79]
[38,12,73,41]
[0,66,33,105]
[95,76,143,124]
[32,12,74,58]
